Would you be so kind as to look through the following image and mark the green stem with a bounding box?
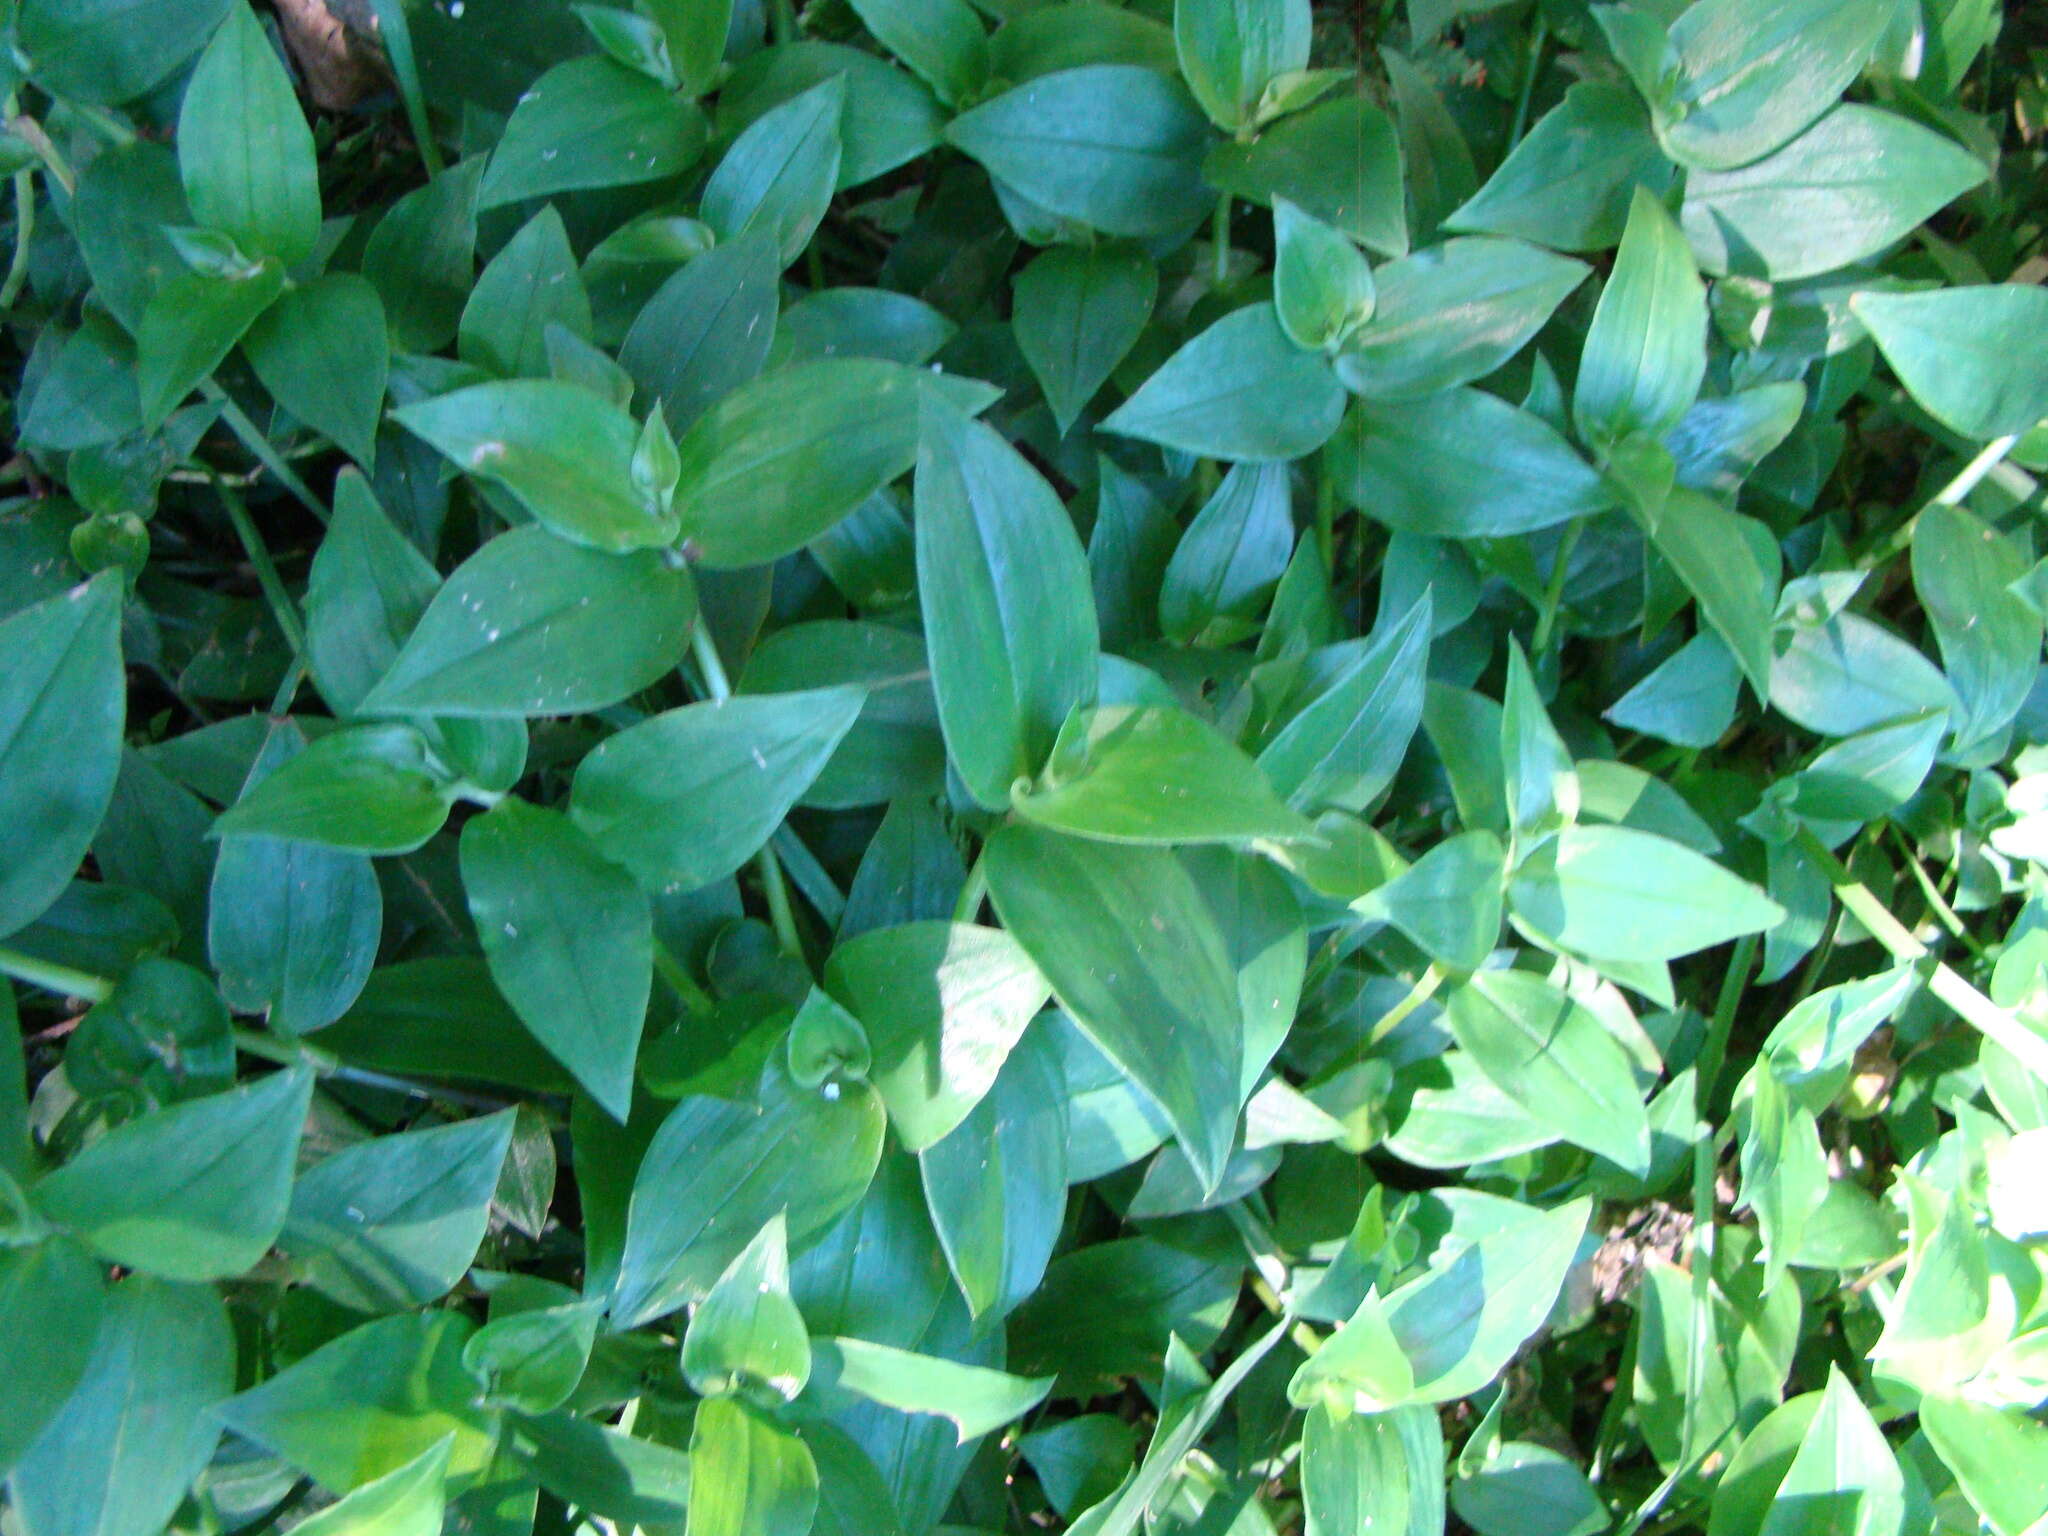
[0,946,114,1003]
[1694,932,1756,1113]
[66,101,137,147]
[1859,432,2021,568]
[691,624,733,701]
[757,845,803,959]
[1530,516,1583,654]
[772,825,846,929]
[1794,824,2048,1080]
[201,383,333,524]
[1891,826,1986,959]
[232,1027,337,1072]
[1368,964,1443,1047]
[953,846,991,924]
[652,939,716,1016]
[1313,453,1337,576]
[1211,192,1231,288]
[213,474,310,663]
[0,165,34,312]
[7,114,73,195]
[1507,19,1548,149]
[771,0,797,45]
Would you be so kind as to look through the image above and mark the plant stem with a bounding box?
[1211,192,1232,288]
[201,382,333,524]
[772,825,846,929]
[7,114,73,195]
[66,100,138,147]
[771,0,797,45]
[953,846,990,923]
[652,938,715,1015]
[1531,516,1583,654]
[1,132,34,312]
[1890,826,1986,959]
[691,623,733,701]
[212,474,310,664]
[1508,19,1548,149]
[1793,824,2048,1079]
[1859,432,2020,568]
[688,625,804,957]
[1368,964,1443,1046]
[0,946,115,1003]
[1694,931,1756,1112]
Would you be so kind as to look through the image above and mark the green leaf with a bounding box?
[1770,609,1956,737]
[613,1063,886,1326]
[305,473,437,715]
[1014,704,1315,845]
[0,1241,106,1476]
[9,1277,233,1536]
[1010,1230,1241,1394]
[1852,285,2048,441]
[208,720,382,1034]
[1174,0,1311,130]
[1656,0,1890,171]
[914,398,1099,809]
[1302,1404,1435,1536]
[848,0,988,106]
[1451,1441,1607,1536]
[216,1311,499,1490]
[1445,969,1652,1174]
[1499,640,1578,835]
[945,64,1213,238]
[718,41,944,190]
[1013,244,1158,437]
[1158,461,1293,645]
[1258,594,1432,813]
[824,921,1050,1151]
[458,207,591,381]
[0,578,125,939]
[1333,390,1613,538]
[177,1,321,268]
[675,360,999,568]
[478,55,707,208]
[1447,82,1674,252]
[569,686,866,892]
[360,527,698,717]
[1913,503,2040,754]
[1274,196,1375,351]
[1739,1068,1829,1287]
[462,798,651,1121]
[364,159,483,354]
[1205,96,1407,255]
[1356,829,1505,971]
[1919,1395,2048,1536]
[646,0,730,93]
[812,1337,1054,1442]
[17,0,230,104]
[1333,237,1589,401]
[1508,824,1785,962]
[1102,303,1347,461]
[510,1409,693,1522]
[1757,1368,1904,1536]
[703,75,846,264]
[687,1397,819,1536]
[244,275,390,467]
[1575,188,1706,450]
[620,227,781,435]
[70,141,192,333]
[211,722,459,854]
[683,1214,812,1400]
[33,1067,312,1280]
[137,262,286,428]
[394,381,679,551]
[463,1302,601,1415]
[285,1438,452,1536]
[281,1110,515,1313]
[986,823,1243,1194]
[1680,105,1987,282]
[1642,488,1779,697]
[920,1024,1067,1322]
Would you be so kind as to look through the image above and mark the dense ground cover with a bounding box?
[2,0,2047,1532]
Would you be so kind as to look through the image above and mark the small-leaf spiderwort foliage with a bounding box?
[0,0,2045,1531]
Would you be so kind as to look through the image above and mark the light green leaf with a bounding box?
[1757,1369,1904,1536]
[462,798,650,1121]
[683,1215,812,1402]
[675,360,998,568]
[1853,285,2048,441]
[360,526,698,719]
[1015,704,1313,846]
[178,1,321,267]
[0,577,125,940]
[945,64,1213,238]
[687,1397,819,1536]
[210,722,459,854]
[1447,969,1651,1174]
[1357,830,1505,971]
[1508,824,1785,962]
[1334,237,1589,401]
[1575,187,1706,450]
[285,1438,452,1536]
[137,262,286,428]
[812,1337,1054,1443]
[1447,82,1674,252]
[569,686,866,892]
[1919,1395,2048,1536]
[848,0,988,105]
[34,1067,312,1280]
[1174,0,1311,130]
[824,921,1051,1153]
[1642,488,1779,697]
[702,75,846,264]
[915,398,1098,809]
[1274,196,1375,351]
[986,823,1243,1194]
[9,1277,233,1536]
[1102,303,1347,461]
[281,1110,514,1312]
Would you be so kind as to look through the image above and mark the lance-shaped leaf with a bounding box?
[810,1338,1053,1443]
[1575,188,1706,450]
[683,1215,812,1402]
